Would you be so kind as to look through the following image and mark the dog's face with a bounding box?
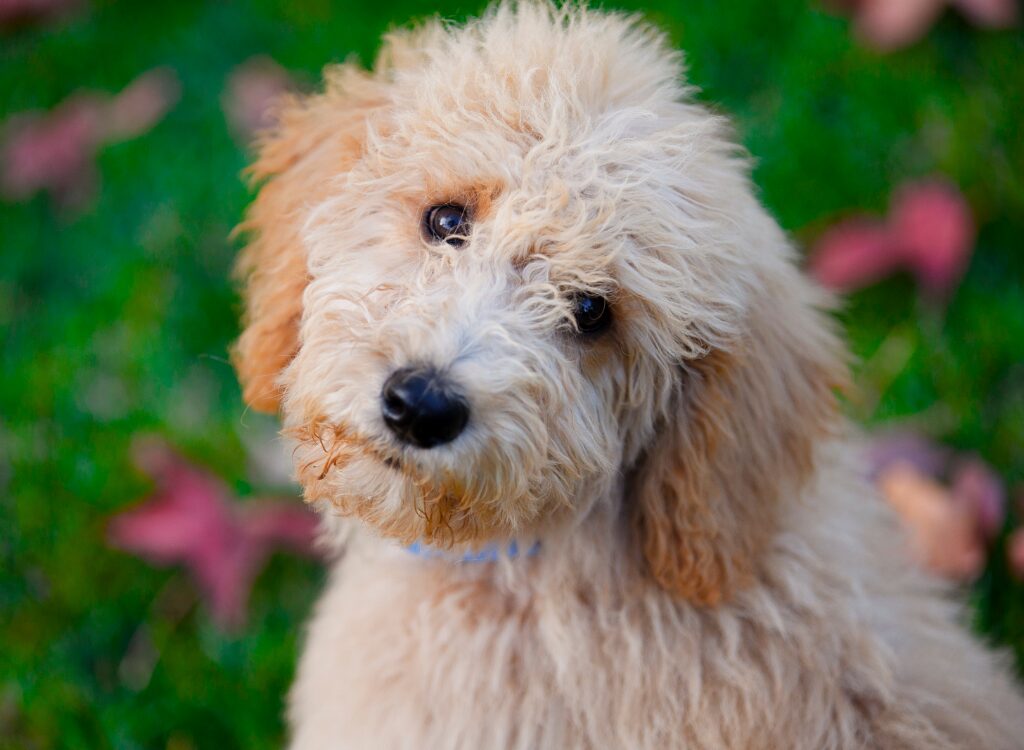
[234,3,845,605]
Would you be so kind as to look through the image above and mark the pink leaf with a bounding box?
[855,0,945,51]
[952,0,1019,27]
[103,67,181,143]
[878,462,984,581]
[890,180,974,297]
[222,56,295,144]
[0,98,102,207]
[809,220,901,292]
[833,0,1018,51]
[0,0,80,31]
[108,438,320,631]
[242,502,321,554]
[864,432,951,480]
[108,444,235,562]
[1008,528,1024,581]
[865,433,1011,582]
[809,178,974,298]
[1,68,179,211]
[949,457,1005,540]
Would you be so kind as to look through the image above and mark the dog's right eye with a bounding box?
[423,204,471,247]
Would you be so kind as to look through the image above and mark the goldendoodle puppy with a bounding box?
[232,3,1024,748]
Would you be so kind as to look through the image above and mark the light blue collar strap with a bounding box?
[406,540,540,563]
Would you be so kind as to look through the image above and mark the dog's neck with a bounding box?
[398,474,624,565]
[339,483,637,599]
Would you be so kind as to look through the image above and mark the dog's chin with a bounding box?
[295,446,492,547]
[290,420,566,548]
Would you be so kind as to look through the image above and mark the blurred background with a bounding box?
[2,0,1023,747]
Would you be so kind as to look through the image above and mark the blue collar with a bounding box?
[406,540,540,563]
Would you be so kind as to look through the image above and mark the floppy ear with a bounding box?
[232,65,387,412]
[633,276,846,606]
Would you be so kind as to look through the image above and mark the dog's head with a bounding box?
[233,2,846,605]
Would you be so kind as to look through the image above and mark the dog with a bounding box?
[231,3,1024,747]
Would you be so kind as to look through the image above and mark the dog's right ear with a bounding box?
[232,65,387,413]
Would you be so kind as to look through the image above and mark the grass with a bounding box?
[2,1,1022,747]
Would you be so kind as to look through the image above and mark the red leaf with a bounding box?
[222,56,295,144]
[104,67,181,142]
[890,180,974,297]
[878,462,984,581]
[242,501,321,555]
[809,220,901,292]
[0,0,80,31]
[866,433,1007,582]
[0,98,102,207]
[108,439,320,631]
[1,68,179,211]
[953,0,1019,27]
[1008,528,1024,581]
[833,0,1018,51]
[855,0,945,51]
[949,457,1005,540]
[864,432,951,480]
[809,178,974,299]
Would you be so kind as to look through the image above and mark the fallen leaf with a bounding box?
[809,220,900,292]
[105,67,181,141]
[866,432,1007,581]
[878,461,983,580]
[832,0,1019,50]
[108,438,319,631]
[949,457,1005,540]
[864,432,951,480]
[809,179,974,299]
[953,0,1019,27]
[0,0,81,31]
[1,68,179,211]
[890,180,974,297]
[1008,527,1024,581]
[222,56,295,145]
[856,0,945,51]
[0,98,101,208]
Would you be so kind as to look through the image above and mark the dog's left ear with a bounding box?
[632,275,846,606]
[232,66,388,413]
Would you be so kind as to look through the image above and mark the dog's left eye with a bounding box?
[571,294,613,335]
[423,204,471,247]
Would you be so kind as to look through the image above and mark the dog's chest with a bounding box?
[287,549,856,750]
[290,554,577,748]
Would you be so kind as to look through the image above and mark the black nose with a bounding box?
[381,367,469,449]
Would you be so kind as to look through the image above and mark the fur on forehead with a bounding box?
[382,2,689,135]
[342,2,769,353]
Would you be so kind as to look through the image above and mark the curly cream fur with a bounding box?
[232,3,1024,748]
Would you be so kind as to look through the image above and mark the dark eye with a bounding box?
[423,204,471,247]
[571,294,612,335]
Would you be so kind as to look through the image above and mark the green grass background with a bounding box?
[2,1,1023,747]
